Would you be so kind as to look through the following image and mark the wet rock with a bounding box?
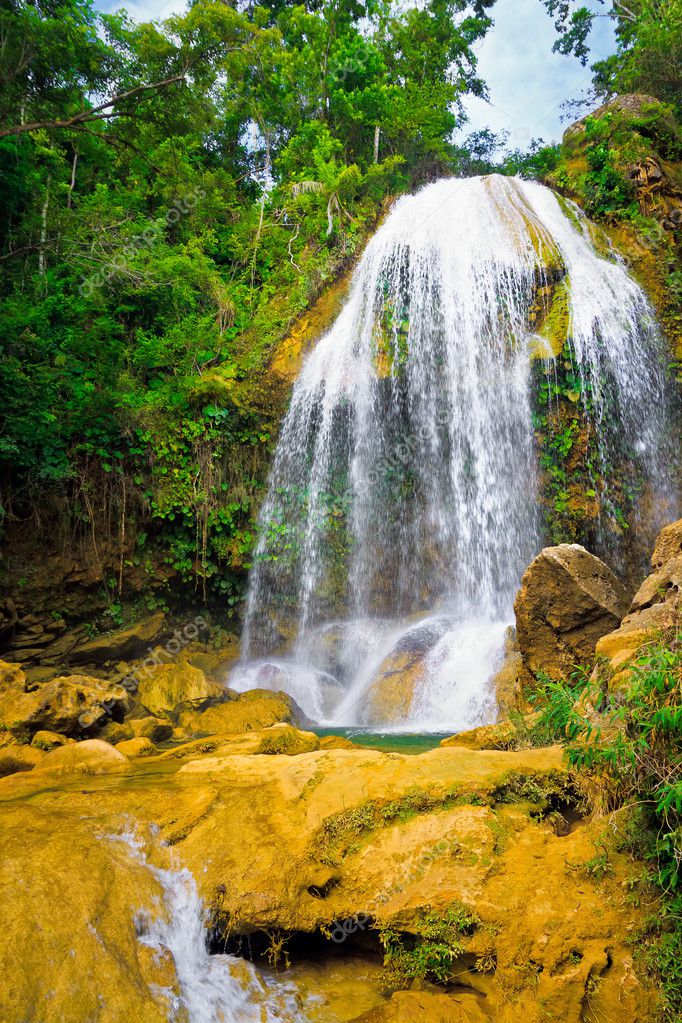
[514,544,628,681]
[360,618,448,725]
[137,660,224,719]
[70,612,167,664]
[130,716,174,743]
[0,806,173,1022]
[37,738,131,775]
[230,660,343,723]
[0,740,656,1022]
[115,736,157,758]
[491,627,531,719]
[179,689,299,736]
[0,661,129,741]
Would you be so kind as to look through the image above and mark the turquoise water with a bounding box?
[314,728,451,755]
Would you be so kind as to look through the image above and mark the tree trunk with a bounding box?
[67,150,78,208]
[38,174,51,275]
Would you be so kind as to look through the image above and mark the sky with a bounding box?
[462,0,616,145]
[96,0,617,148]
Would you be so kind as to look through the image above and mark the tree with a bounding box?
[543,0,682,109]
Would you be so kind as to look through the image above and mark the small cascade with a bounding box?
[116,832,302,1023]
[232,174,675,730]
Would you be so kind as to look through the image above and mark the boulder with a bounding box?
[0,661,129,741]
[100,720,134,744]
[178,689,298,736]
[360,618,448,725]
[37,739,131,776]
[70,612,167,664]
[0,743,44,777]
[514,545,628,681]
[595,518,682,678]
[31,730,70,751]
[130,716,174,743]
[115,736,157,758]
[137,660,224,718]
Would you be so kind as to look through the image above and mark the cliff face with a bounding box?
[526,96,682,573]
[549,94,682,360]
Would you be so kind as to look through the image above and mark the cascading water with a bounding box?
[116,831,303,1023]
[231,174,674,730]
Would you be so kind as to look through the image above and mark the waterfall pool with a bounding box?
[313,727,452,754]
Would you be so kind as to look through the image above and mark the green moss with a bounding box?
[529,277,571,360]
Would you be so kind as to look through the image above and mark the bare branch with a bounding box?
[0,74,185,139]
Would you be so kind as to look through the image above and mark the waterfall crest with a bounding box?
[232,174,673,730]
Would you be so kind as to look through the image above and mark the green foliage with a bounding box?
[378,903,480,987]
[543,0,681,111]
[0,0,496,607]
[529,635,682,1020]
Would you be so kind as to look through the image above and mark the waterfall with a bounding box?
[231,174,674,730]
[115,831,302,1022]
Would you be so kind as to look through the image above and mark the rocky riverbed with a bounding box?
[1,520,681,1022]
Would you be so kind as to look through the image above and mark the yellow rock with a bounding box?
[179,688,297,735]
[0,739,658,1022]
[37,738,132,775]
[101,719,134,743]
[491,628,531,719]
[157,723,319,764]
[361,650,424,725]
[320,734,359,750]
[359,989,489,1022]
[439,716,538,751]
[594,518,682,681]
[0,661,129,741]
[137,660,224,718]
[0,742,44,777]
[130,716,174,742]
[0,806,174,1023]
[31,729,70,751]
[115,736,157,758]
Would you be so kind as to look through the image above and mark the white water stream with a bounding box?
[117,831,304,1022]
[232,174,673,730]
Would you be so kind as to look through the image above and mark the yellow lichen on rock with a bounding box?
[595,517,682,681]
[0,806,175,1023]
[137,659,224,718]
[178,688,298,736]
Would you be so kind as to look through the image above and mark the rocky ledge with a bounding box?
[1,521,680,1022]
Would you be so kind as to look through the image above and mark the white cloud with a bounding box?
[461,0,616,145]
[97,0,186,23]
